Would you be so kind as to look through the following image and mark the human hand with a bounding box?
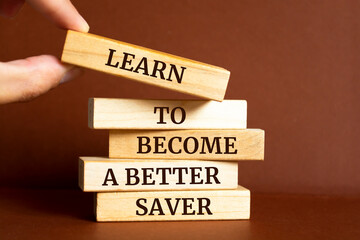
[0,0,89,104]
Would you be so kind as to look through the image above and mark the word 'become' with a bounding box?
[137,136,238,154]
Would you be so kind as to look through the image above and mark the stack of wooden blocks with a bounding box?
[62,30,265,222]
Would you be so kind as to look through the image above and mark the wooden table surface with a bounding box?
[0,188,359,240]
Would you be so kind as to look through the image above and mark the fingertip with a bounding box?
[60,67,83,84]
[23,55,68,87]
[33,56,83,85]
[76,15,90,33]
[66,12,89,33]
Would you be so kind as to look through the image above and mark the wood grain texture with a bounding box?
[95,186,250,222]
[79,157,238,192]
[88,98,247,129]
[109,129,264,160]
[61,30,230,101]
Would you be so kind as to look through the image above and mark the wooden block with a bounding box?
[109,129,264,161]
[79,157,238,192]
[61,30,230,101]
[95,186,250,222]
[88,98,247,129]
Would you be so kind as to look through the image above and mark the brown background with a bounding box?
[0,0,359,195]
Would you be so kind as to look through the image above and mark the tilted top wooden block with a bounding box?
[61,30,230,101]
[88,98,247,129]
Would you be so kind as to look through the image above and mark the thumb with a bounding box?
[0,55,82,104]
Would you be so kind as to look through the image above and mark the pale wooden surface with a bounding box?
[88,98,247,129]
[96,186,250,222]
[109,129,264,160]
[79,157,238,192]
[61,31,230,101]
